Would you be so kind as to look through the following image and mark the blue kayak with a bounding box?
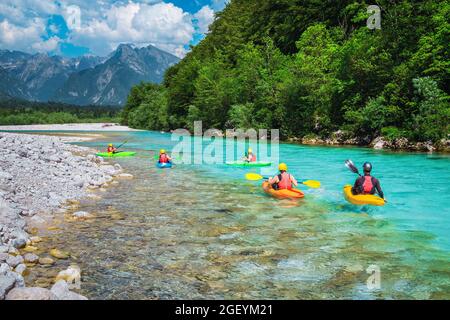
[156,162,172,169]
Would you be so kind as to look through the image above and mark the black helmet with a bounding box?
[363,162,372,172]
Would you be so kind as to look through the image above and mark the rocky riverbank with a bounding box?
[0,132,128,300]
[290,131,450,153]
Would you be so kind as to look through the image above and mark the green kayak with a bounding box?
[226,161,272,167]
[96,152,136,158]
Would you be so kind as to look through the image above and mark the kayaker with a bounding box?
[352,162,385,199]
[268,163,298,190]
[243,148,257,162]
[158,149,172,164]
[107,144,117,154]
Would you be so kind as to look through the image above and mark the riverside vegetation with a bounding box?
[0,99,121,125]
[121,0,449,151]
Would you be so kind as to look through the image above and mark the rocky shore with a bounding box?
[0,132,127,300]
[290,131,450,153]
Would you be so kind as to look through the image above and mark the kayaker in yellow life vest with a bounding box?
[268,163,298,190]
[243,148,257,162]
[107,144,117,154]
[158,149,172,163]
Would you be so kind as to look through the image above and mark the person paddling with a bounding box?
[107,144,117,154]
[352,162,385,199]
[243,148,257,162]
[158,149,172,164]
[268,163,298,190]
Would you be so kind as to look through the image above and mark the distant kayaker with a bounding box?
[158,149,172,163]
[268,163,298,190]
[243,148,257,162]
[352,162,385,199]
[107,144,117,154]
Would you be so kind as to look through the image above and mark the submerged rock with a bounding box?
[5,287,58,300]
[55,265,81,284]
[51,280,88,300]
[38,257,55,265]
[50,249,69,260]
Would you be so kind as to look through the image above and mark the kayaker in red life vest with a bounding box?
[268,163,298,190]
[352,162,385,200]
[158,149,172,163]
[107,144,117,154]
[243,148,257,162]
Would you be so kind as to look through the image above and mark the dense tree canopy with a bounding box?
[0,99,121,125]
[122,0,449,144]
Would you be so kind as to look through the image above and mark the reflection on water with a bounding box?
[27,131,450,299]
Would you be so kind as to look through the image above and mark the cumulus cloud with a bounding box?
[194,6,215,34]
[70,2,195,57]
[0,0,219,57]
[31,36,61,52]
[0,18,54,52]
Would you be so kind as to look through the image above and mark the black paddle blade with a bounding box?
[345,159,360,175]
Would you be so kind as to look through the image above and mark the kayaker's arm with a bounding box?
[373,178,384,199]
[290,175,298,187]
[268,176,279,185]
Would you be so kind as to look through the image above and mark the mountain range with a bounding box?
[0,44,179,106]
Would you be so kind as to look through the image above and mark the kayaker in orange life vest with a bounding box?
[243,148,257,162]
[268,163,298,190]
[158,149,172,163]
[352,162,385,199]
[107,144,117,154]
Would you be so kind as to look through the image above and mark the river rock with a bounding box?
[0,253,9,262]
[50,249,69,259]
[39,257,55,265]
[14,264,27,275]
[0,274,16,299]
[73,211,92,219]
[5,287,58,300]
[55,265,81,284]
[6,255,24,268]
[24,253,39,264]
[22,245,38,253]
[51,280,88,300]
[117,173,133,179]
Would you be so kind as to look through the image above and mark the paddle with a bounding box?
[111,140,131,154]
[344,159,361,176]
[245,173,321,189]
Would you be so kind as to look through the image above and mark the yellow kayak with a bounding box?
[343,185,385,206]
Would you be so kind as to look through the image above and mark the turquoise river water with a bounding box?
[25,130,450,299]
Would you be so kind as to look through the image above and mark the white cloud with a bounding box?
[0,18,52,52]
[70,2,195,57]
[193,5,214,34]
[0,1,219,57]
[31,36,61,52]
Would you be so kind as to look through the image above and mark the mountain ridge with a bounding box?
[0,44,179,106]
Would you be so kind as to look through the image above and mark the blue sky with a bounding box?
[0,0,227,58]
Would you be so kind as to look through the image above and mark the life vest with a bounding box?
[277,172,292,190]
[159,154,169,163]
[362,176,374,194]
[107,146,114,153]
[248,154,257,162]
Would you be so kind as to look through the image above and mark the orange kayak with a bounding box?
[262,182,304,199]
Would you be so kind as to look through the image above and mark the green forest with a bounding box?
[122,0,449,145]
[0,99,121,125]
